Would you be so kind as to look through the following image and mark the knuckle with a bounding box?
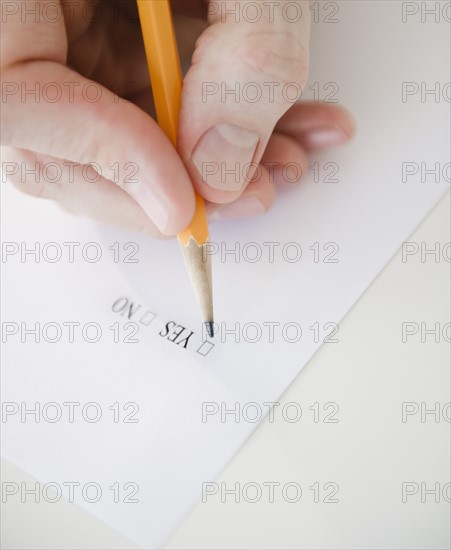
[4,149,59,200]
[237,32,309,88]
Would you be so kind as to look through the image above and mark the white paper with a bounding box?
[1,1,449,547]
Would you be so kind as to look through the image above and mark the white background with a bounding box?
[2,193,450,549]
[1,0,450,547]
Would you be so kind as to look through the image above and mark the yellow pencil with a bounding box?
[136,0,214,337]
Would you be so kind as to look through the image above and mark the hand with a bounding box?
[1,0,355,237]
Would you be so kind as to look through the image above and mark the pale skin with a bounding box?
[1,0,355,237]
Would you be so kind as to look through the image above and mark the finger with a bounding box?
[206,165,276,223]
[1,0,195,235]
[3,147,164,238]
[3,145,271,233]
[261,132,308,186]
[178,0,310,204]
[275,102,356,151]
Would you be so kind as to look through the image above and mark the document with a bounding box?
[1,2,449,547]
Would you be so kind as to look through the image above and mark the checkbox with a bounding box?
[197,341,215,356]
[139,311,156,326]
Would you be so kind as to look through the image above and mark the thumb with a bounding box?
[1,3,195,235]
[178,0,310,204]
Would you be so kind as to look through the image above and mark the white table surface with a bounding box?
[2,191,449,549]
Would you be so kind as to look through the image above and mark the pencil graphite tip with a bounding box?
[205,321,215,339]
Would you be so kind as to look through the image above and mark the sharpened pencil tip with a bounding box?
[205,321,215,339]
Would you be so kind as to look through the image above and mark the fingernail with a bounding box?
[302,126,347,150]
[208,195,265,223]
[192,123,260,191]
[123,179,169,233]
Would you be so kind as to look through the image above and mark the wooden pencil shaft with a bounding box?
[179,239,214,323]
[136,0,214,325]
[136,0,181,146]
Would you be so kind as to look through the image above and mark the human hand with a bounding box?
[1,0,355,237]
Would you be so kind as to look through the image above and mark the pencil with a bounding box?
[136,0,214,338]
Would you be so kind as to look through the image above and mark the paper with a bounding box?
[1,2,449,547]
